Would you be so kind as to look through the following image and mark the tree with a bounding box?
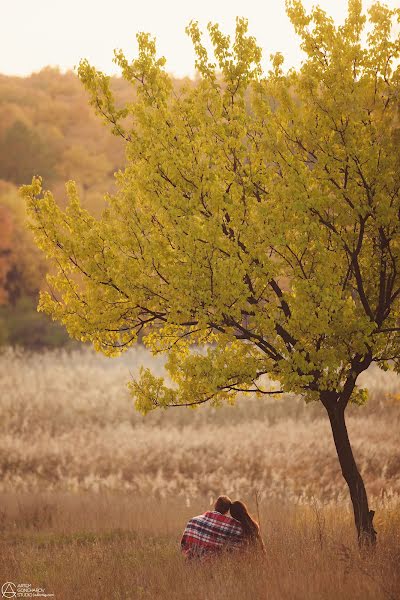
[0,182,47,305]
[0,201,13,305]
[0,182,74,348]
[22,0,400,545]
[0,120,61,185]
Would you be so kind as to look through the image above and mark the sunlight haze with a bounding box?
[2,0,399,78]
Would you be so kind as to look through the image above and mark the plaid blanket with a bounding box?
[181,511,243,560]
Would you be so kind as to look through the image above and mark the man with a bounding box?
[180,495,243,560]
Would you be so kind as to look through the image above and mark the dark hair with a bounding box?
[214,495,232,514]
[230,501,265,551]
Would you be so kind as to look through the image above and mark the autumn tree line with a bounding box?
[0,68,157,347]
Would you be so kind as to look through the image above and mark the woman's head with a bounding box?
[230,500,249,522]
[230,500,259,539]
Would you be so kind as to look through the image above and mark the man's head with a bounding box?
[214,495,232,514]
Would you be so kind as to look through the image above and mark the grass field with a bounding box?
[1,346,399,599]
[1,493,399,600]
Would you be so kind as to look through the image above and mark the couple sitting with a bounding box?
[181,495,265,561]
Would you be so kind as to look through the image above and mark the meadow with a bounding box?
[1,346,399,599]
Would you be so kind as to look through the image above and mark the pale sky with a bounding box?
[1,0,399,78]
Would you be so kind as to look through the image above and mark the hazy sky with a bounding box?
[1,0,399,78]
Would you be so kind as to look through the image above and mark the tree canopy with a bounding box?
[23,0,400,413]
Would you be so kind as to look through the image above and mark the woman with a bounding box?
[230,500,266,554]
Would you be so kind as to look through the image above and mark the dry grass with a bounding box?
[0,346,399,599]
[1,346,399,501]
[0,493,399,600]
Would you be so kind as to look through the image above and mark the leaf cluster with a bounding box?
[22,2,400,412]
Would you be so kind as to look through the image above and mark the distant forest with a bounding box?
[0,67,161,348]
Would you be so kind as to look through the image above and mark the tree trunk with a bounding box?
[324,401,377,546]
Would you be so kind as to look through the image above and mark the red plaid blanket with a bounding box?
[181,511,243,560]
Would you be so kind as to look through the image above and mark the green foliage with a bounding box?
[0,295,74,349]
[22,3,400,410]
[0,120,61,185]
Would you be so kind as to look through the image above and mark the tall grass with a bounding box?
[0,347,399,501]
[1,347,399,598]
[0,493,399,600]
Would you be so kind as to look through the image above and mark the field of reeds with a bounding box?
[1,493,399,600]
[1,346,399,599]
